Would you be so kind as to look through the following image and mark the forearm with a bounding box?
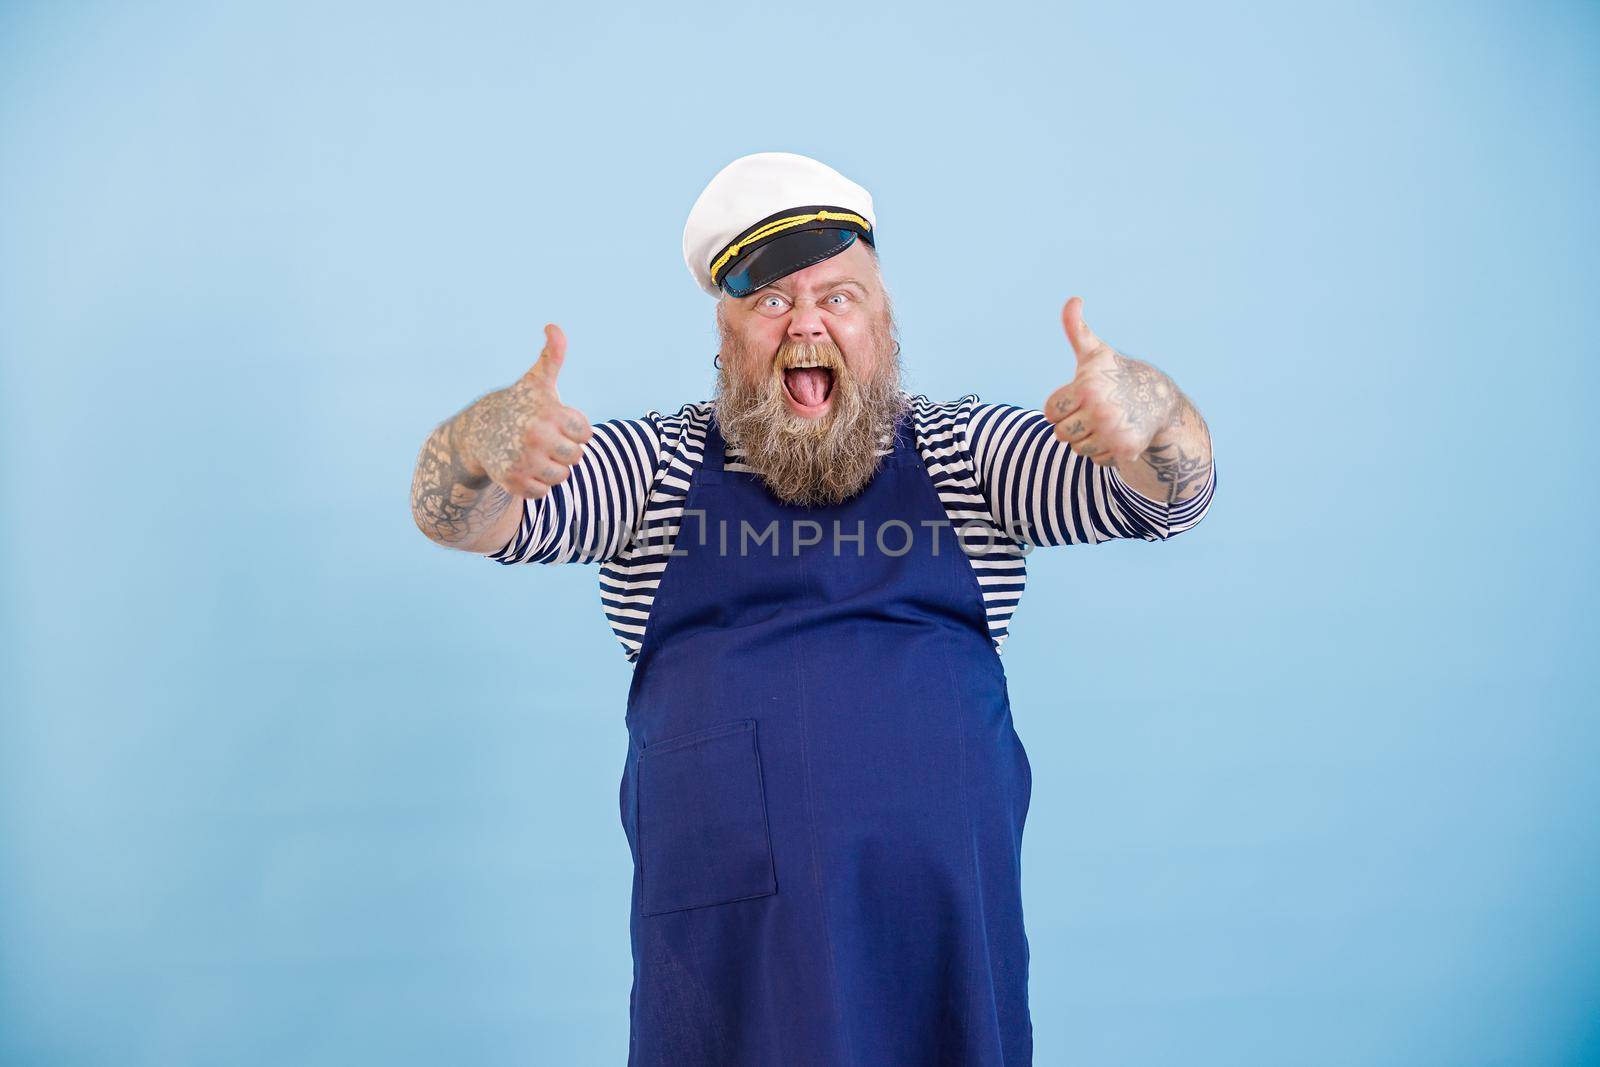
[1116,386,1213,506]
[410,405,523,554]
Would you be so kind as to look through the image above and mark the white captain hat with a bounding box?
[682,151,877,299]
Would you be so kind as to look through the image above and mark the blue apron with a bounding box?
[618,407,1034,1065]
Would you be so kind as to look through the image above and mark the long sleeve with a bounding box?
[964,398,1215,547]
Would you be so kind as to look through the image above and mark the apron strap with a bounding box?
[703,409,727,481]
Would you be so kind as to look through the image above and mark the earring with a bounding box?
[713,352,723,369]
[891,340,901,358]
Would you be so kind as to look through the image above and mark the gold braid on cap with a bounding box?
[709,208,872,288]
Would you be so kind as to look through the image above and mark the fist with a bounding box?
[1043,296,1176,467]
[462,323,594,500]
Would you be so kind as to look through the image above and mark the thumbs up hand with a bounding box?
[1044,296,1179,468]
[459,323,595,500]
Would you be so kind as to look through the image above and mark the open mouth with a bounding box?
[782,366,835,409]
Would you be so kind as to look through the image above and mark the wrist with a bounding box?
[1140,389,1189,455]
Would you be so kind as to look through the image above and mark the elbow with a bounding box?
[412,506,448,548]
[412,508,460,551]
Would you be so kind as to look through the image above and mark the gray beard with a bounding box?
[713,342,908,508]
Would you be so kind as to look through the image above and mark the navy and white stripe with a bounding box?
[490,392,1216,662]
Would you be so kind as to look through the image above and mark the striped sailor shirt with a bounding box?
[490,393,1216,663]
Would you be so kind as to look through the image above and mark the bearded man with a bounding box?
[410,152,1216,1066]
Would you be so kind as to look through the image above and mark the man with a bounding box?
[410,152,1215,1065]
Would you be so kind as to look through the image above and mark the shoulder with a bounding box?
[905,392,983,469]
[906,390,983,434]
[645,399,714,437]
[906,392,981,433]
[641,400,714,473]
[906,391,977,416]
[581,402,712,481]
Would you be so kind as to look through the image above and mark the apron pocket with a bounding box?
[639,718,778,916]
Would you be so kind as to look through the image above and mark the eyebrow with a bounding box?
[764,276,869,295]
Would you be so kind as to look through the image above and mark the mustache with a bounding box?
[774,338,846,373]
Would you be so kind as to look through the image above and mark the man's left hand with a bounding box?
[1044,296,1181,468]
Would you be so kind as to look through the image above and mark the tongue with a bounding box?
[785,367,832,406]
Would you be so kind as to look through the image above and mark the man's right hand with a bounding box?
[460,324,595,501]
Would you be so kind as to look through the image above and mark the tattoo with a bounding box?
[411,412,516,545]
[465,391,529,483]
[1064,418,1086,436]
[1051,397,1072,418]
[1140,441,1210,505]
[1100,352,1177,438]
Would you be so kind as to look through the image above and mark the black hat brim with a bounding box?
[717,222,874,298]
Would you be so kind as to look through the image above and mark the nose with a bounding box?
[787,302,829,344]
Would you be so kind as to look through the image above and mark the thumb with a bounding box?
[1061,296,1105,366]
[526,323,567,394]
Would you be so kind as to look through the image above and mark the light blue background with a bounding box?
[3,2,1596,1064]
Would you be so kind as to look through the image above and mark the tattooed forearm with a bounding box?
[411,411,517,546]
[1134,394,1212,504]
[1140,441,1211,505]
